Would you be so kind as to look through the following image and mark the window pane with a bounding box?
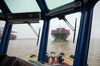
[7,21,43,60]
[47,12,81,65]
[5,0,40,13]
[45,0,74,9]
[88,1,100,66]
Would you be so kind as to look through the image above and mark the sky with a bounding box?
[0,0,100,40]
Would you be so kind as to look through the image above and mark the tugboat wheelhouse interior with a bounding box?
[0,0,100,66]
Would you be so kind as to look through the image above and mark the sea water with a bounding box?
[7,38,100,66]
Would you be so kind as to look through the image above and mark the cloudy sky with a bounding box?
[0,0,100,40]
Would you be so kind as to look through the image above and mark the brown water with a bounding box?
[7,38,100,66]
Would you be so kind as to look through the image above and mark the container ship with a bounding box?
[51,28,70,42]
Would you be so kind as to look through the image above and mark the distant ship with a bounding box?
[51,28,70,42]
[0,27,17,40]
[0,32,17,40]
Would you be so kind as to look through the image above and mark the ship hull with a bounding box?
[51,28,70,42]
[52,33,70,42]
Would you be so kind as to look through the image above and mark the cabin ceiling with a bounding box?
[0,0,99,19]
[0,0,99,13]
